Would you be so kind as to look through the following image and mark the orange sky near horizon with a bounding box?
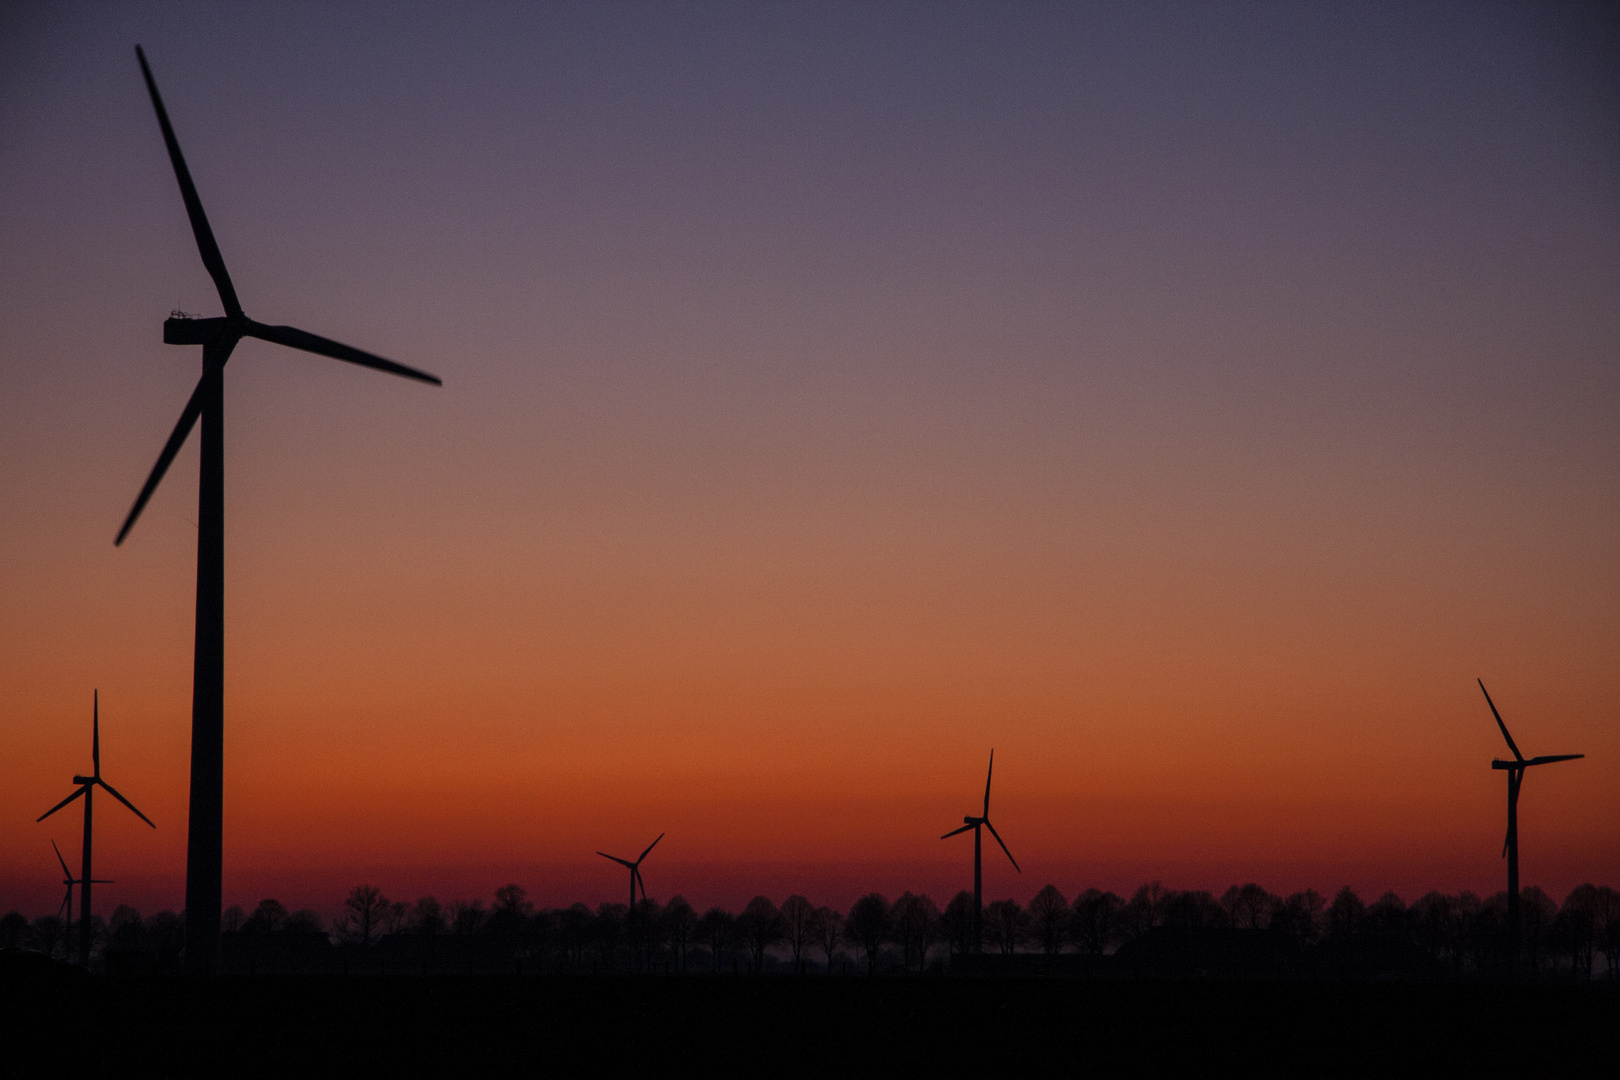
[2,3,1617,920]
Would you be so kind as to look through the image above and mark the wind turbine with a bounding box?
[37,691,154,967]
[941,750,1019,952]
[51,840,113,961]
[1478,679,1584,960]
[120,47,441,973]
[597,833,665,911]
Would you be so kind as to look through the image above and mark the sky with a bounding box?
[1,1,1616,921]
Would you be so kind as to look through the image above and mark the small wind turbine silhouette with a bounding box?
[941,750,1019,952]
[37,691,154,967]
[1478,679,1584,957]
[597,833,665,910]
[51,840,112,951]
[122,46,440,972]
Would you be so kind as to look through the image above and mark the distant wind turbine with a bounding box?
[37,691,154,967]
[941,750,1019,952]
[598,833,665,910]
[51,840,113,954]
[121,46,441,973]
[1478,679,1584,959]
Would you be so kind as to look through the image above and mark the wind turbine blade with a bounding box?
[634,866,647,904]
[940,823,975,839]
[135,47,243,319]
[52,839,71,877]
[597,851,634,868]
[985,820,1020,873]
[116,378,204,545]
[983,749,994,817]
[92,691,100,774]
[1524,754,1584,766]
[36,785,87,822]
[96,780,156,829]
[245,322,441,385]
[1477,679,1524,762]
[637,833,665,863]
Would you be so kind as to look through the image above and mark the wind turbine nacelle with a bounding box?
[72,775,92,785]
[1491,759,1521,770]
[164,316,231,345]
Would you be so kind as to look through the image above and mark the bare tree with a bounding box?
[984,899,1026,955]
[1118,882,1165,941]
[243,898,288,932]
[662,895,698,972]
[845,893,890,974]
[1412,891,1458,968]
[338,885,388,946]
[780,894,815,969]
[30,915,66,961]
[892,892,941,972]
[633,897,663,970]
[1027,885,1069,956]
[381,900,411,938]
[489,883,533,953]
[449,899,486,936]
[411,896,447,935]
[593,903,627,970]
[913,894,943,970]
[1162,890,1222,929]
[1555,884,1600,979]
[1365,891,1409,956]
[737,896,784,972]
[808,905,843,973]
[1328,887,1364,941]
[697,906,735,973]
[1221,883,1280,930]
[285,909,324,935]
[1595,885,1620,980]
[940,891,976,956]
[1520,886,1556,974]
[0,911,29,950]
[495,883,531,918]
[221,905,245,933]
[1071,889,1123,957]
[107,905,144,954]
[556,902,592,967]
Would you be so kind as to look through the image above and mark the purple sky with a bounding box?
[1,3,1616,916]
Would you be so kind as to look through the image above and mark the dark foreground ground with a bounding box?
[4,971,1616,1077]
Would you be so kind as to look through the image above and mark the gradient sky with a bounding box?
[2,1,1616,920]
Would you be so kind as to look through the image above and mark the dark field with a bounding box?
[4,974,1616,1076]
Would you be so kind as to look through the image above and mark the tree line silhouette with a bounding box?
[5,879,1617,980]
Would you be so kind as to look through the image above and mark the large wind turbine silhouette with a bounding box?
[37,691,154,967]
[941,750,1019,952]
[121,47,440,973]
[1478,679,1584,959]
[51,840,113,957]
[597,834,665,910]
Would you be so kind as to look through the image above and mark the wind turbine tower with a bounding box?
[941,750,1019,952]
[37,691,154,967]
[51,840,113,955]
[597,833,665,911]
[121,47,440,972]
[1478,678,1584,961]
